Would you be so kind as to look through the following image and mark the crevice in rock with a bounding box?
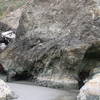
[0,63,7,74]
[78,44,100,89]
[12,71,32,81]
[0,38,9,45]
[78,70,90,89]
[84,45,100,60]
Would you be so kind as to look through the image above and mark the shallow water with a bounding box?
[8,83,78,100]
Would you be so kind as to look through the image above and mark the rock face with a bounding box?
[0,22,12,33]
[0,79,14,100]
[0,0,100,89]
[0,7,24,29]
[77,73,100,100]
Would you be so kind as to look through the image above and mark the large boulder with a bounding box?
[77,73,100,100]
[1,0,100,89]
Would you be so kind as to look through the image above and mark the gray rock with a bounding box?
[1,0,100,89]
[0,7,24,29]
[77,73,100,100]
[0,22,11,33]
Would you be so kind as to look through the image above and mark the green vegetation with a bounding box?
[0,0,27,18]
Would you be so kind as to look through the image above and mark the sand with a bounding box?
[8,82,78,100]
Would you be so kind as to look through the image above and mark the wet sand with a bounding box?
[8,82,78,100]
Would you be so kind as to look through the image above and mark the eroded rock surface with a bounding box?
[0,0,100,89]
